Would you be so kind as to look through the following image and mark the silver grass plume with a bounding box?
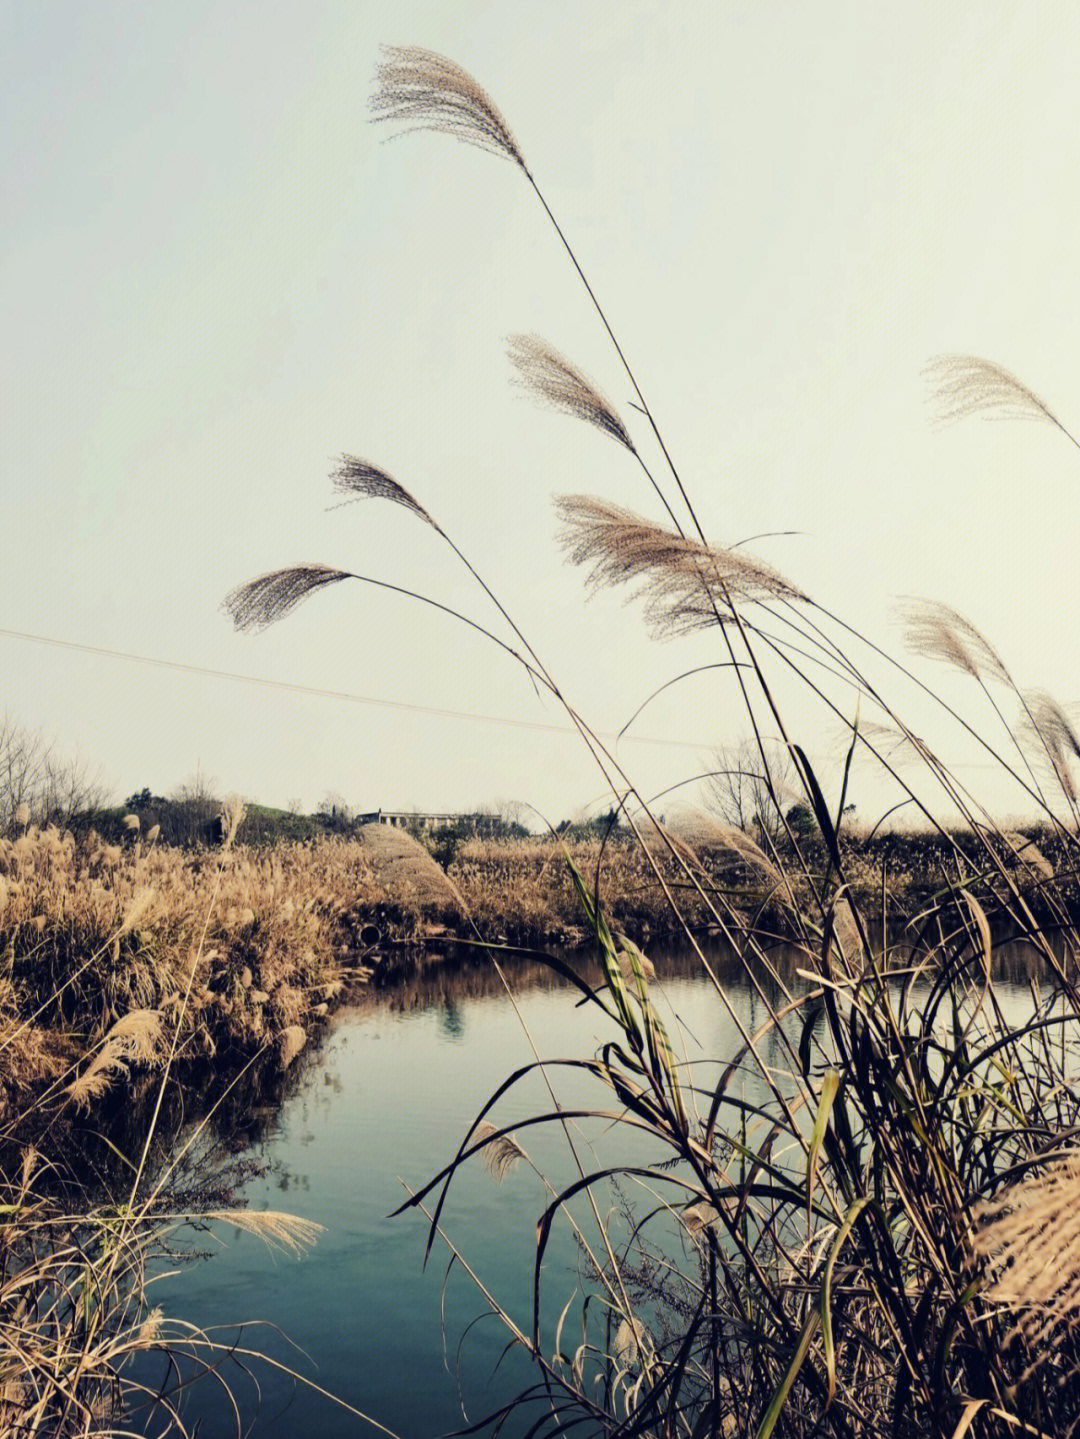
[371,46,526,169]
[223,565,351,632]
[681,1200,721,1237]
[1025,691,1080,803]
[972,1152,1080,1358]
[668,810,783,885]
[331,456,442,531]
[1000,830,1055,881]
[67,1008,165,1110]
[556,496,806,637]
[508,335,636,453]
[614,1316,649,1370]
[475,1119,526,1181]
[207,1208,323,1255]
[900,597,1010,682]
[926,356,1077,446]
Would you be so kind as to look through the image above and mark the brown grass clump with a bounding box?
[279,1024,307,1069]
[357,822,467,916]
[0,830,401,1115]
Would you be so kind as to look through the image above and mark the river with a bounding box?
[125,938,1050,1437]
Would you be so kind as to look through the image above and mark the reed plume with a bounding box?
[1000,831,1055,880]
[900,597,1009,682]
[1025,691,1080,802]
[972,1153,1080,1351]
[371,46,526,169]
[223,565,352,632]
[475,1120,526,1181]
[926,356,1078,447]
[508,335,635,453]
[358,821,467,914]
[680,1200,721,1237]
[556,496,806,636]
[67,1008,165,1110]
[331,456,441,530]
[206,1208,324,1255]
[279,1024,307,1069]
[668,809,783,885]
[614,1316,648,1369]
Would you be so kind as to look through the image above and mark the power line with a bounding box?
[0,626,1008,772]
[0,626,705,751]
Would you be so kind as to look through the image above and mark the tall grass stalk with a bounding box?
[222,46,1080,1439]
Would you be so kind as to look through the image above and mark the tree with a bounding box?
[704,738,795,844]
[317,791,354,834]
[169,766,220,846]
[785,802,817,838]
[0,715,106,831]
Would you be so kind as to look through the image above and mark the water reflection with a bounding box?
[113,935,1064,1438]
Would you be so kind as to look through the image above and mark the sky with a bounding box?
[3,1,1079,829]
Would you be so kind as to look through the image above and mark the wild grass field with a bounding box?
[5,36,1080,1439]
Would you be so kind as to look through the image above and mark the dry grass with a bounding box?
[0,828,413,1118]
[356,821,467,915]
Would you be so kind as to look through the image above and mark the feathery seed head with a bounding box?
[1001,831,1055,880]
[207,1207,323,1254]
[508,335,635,453]
[614,1316,649,1370]
[119,887,155,936]
[556,496,806,637]
[475,1119,526,1181]
[67,1008,166,1110]
[1025,691,1080,802]
[331,456,441,531]
[926,356,1066,433]
[219,795,247,850]
[371,46,526,169]
[972,1152,1080,1355]
[223,565,351,632]
[681,1200,721,1236]
[900,597,1009,682]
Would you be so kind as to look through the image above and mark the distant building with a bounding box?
[357,810,473,832]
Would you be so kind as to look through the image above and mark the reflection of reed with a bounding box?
[340,932,1062,1021]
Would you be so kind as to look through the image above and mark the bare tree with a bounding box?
[0,715,48,828]
[703,738,796,845]
[0,715,106,830]
[170,765,220,846]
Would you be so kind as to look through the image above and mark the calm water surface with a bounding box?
[129,942,1047,1438]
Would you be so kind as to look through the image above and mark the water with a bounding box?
[125,941,1051,1437]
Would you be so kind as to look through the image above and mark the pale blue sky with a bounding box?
[3,2,1078,825]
